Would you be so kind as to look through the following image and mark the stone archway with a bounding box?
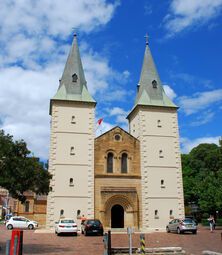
[111,204,124,228]
[103,194,137,229]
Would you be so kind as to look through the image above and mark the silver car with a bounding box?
[166,218,197,234]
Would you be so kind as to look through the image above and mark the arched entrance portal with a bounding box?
[111,204,124,228]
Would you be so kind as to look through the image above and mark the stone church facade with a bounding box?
[46,34,184,232]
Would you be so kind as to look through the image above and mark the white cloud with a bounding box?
[163,85,177,100]
[190,110,215,126]
[178,89,222,115]
[0,0,119,67]
[164,0,222,37]
[0,65,62,158]
[109,107,127,116]
[95,121,114,137]
[180,136,220,153]
[0,0,121,159]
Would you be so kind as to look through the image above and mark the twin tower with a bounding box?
[46,34,184,232]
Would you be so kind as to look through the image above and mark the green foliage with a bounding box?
[0,129,52,203]
[182,142,222,215]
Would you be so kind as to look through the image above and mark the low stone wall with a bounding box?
[111,247,186,254]
[202,251,222,255]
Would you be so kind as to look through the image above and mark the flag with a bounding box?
[97,118,103,125]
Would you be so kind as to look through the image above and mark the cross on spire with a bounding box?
[144,33,149,45]
[72,27,77,37]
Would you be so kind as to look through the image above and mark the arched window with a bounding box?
[72,73,78,82]
[152,80,157,88]
[69,178,74,186]
[60,209,64,216]
[121,153,128,173]
[24,201,30,212]
[107,152,114,173]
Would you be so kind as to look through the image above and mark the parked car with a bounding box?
[81,219,104,236]
[166,218,197,234]
[6,216,38,230]
[55,218,78,236]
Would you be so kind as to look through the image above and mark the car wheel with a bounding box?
[166,227,170,233]
[177,228,181,234]
[192,230,197,234]
[28,224,34,230]
[57,232,60,236]
[7,224,13,230]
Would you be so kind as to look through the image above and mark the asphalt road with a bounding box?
[0,225,221,255]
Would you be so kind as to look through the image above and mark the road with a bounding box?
[0,225,221,255]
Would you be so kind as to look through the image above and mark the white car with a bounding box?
[6,216,38,230]
[55,218,78,236]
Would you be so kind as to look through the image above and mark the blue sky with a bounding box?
[0,0,221,159]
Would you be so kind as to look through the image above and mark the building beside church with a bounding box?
[46,34,184,232]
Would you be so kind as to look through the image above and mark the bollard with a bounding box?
[140,234,145,255]
[6,240,10,255]
[108,230,111,255]
[103,233,108,255]
[10,230,23,255]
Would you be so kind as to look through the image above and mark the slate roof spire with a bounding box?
[51,33,96,106]
[134,36,177,108]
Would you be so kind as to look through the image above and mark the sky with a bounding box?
[0,0,221,160]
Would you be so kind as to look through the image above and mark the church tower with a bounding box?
[46,34,96,228]
[127,38,184,231]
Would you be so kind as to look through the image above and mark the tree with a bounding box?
[182,142,222,215]
[0,129,52,203]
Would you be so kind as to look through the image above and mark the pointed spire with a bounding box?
[134,36,177,108]
[52,33,95,105]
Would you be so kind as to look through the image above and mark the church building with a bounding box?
[46,34,184,232]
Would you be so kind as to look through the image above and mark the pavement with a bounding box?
[0,225,221,255]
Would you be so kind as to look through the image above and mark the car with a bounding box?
[55,218,78,236]
[166,218,197,234]
[81,219,104,236]
[6,216,38,230]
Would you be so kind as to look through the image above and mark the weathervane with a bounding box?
[144,33,149,45]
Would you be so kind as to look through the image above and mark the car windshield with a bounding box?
[183,219,194,224]
[87,220,100,225]
[61,220,74,223]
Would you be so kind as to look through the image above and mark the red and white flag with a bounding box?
[97,118,103,125]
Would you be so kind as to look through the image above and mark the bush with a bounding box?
[215,218,222,226]
[201,218,222,226]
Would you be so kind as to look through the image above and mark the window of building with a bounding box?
[24,201,30,212]
[170,210,173,216]
[70,146,75,155]
[114,134,121,141]
[60,209,64,216]
[71,116,76,124]
[77,210,81,219]
[72,73,78,82]
[157,119,162,127]
[121,153,128,173]
[154,210,159,219]
[159,150,164,158]
[69,178,74,186]
[161,179,165,188]
[152,80,157,88]
[107,152,114,173]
